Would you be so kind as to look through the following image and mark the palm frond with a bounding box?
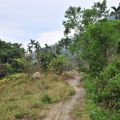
[111,6,117,12]
[117,6,120,10]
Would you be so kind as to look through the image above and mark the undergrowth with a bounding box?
[84,74,120,120]
[0,73,74,120]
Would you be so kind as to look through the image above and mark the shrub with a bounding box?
[0,64,6,77]
[101,73,120,109]
[84,74,120,120]
[99,59,120,81]
[0,63,13,78]
[41,93,51,104]
[0,58,26,78]
[15,112,26,119]
[48,55,64,74]
[11,58,26,73]
[5,63,13,74]
[95,58,120,109]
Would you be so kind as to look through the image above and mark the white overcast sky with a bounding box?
[0,0,119,48]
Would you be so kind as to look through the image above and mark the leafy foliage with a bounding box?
[63,0,108,36]
[63,1,120,119]
[41,92,51,104]
[0,40,25,76]
[71,20,120,74]
[48,55,64,74]
[96,57,120,109]
[111,4,120,20]
[84,73,120,120]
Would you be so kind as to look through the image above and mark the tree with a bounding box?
[0,40,24,64]
[27,40,58,71]
[27,39,36,54]
[63,6,83,36]
[111,3,120,20]
[71,21,120,74]
[27,39,41,61]
[55,45,61,55]
[0,40,25,76]
[48,55,64,74]
[111,3,120,53]
[93,0,108,17]
[63,0,108,37]
[34,41,41,62]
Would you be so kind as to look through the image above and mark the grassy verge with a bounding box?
[72,103,90,120]
[71,72,90,120]
[0,73,74,120]
[83,74,120,120]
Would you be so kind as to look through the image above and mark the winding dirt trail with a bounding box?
[44,73,85,120]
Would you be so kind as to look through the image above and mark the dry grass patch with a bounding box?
[62,71,75,80]
[0,73,74,120]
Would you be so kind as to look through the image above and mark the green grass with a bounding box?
[84,74,120,120]
[73,106,82,118]
[72,100,90,120]
[0,73,74,120]
[86,101,120,120]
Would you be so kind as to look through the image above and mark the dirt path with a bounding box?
[44,73,85,120]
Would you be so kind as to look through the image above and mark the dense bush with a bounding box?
[48,55,64,74]
[0,40,24,63]
[0,64,6,77]
[70,20,120,75]
[95,58,120,109]
[4,63,13,75]
[11,58,26,73]
[0,40,25,77]
[0,59,26,78]
[0,63,13,77]
[84,74,120,120]
[99,58,120,81]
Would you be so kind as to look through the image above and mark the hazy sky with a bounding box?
[0,0,119,48]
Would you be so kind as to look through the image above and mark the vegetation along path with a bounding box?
[44,72,87,120]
